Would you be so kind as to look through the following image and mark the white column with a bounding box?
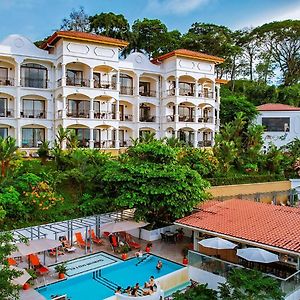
[194,107,198,123]
[116,99,120,120]
[174,104,179,123]
[61,63,66,86]
[193,130,198,148]
[174,129,178,139]
[155,80,159,98]
[62,96,66,118]
[116,70,120,92]
[212,107,216,124]
[175,77,179,96]
[211,132,215,147]
[195,79,199,97]
[90,98,94,119]
[89,128,94,149]
[135,74,140,96]
[89,67,94,88]
[16,62,21,87]
[216,85,220,103]
[212,81,216,99]
[115,128,119,148]
[16,126,21,147]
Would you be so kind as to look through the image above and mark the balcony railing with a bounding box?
[94,140,115,149]
[140,116,156,122]
[120,140,132,147]
[0,110,14,117]
[66,78,89,87]
[198,140,212,147]
[179,88,194,96]
[94,112,116,120]
[0,77,14,86]
[199,91,214,99]
[120,86,134,95]
[166,115,174,122]
[140,90,157,97]
[94,81,116,90]
[179,115,195,122]
[21,78,47,89]
[199,116,213,123]
[167,88,175,96]
[120,114,133,121]
[66,111,90,118]
[21,110,46,119]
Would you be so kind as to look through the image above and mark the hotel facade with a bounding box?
[0,31,224,150]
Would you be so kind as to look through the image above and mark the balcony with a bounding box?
[199,91,214,99]
[94,112,116,120]
[199,116,213,123]
[179,115,195,122]
[179,88,194,97]
[0,77,14,86]
[140,116,156,122]
[21,110,46,119]
[66,78,89,87]
[120,114,133,121]
[198,140,212,147]
[120,140,132,147]
[94,81,116,90]
[166,115,175,122]
[66,110,90,118]
[120,86,134,95]
[0,109,14,118]
[21,78,47,89]
[167,88,175,96]
[140,90,157,97]
[94,140,115,149]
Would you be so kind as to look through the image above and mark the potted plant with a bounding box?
[182,246,189,265]
[55,263,67,279]
[145,242,152,253]
[120,245,130,260]
[23,269,37,289]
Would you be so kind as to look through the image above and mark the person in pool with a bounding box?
[124,286,131,295]
[156,260,163,271]
[143,285,154,295]
[144,275,155,288]
[115,286,122,294]
[131,287,138,297]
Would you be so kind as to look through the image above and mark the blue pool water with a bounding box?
[37,253,183,300]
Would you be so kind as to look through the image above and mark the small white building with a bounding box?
[256,103,300,150]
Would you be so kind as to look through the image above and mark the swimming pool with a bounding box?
[37,253,183,300]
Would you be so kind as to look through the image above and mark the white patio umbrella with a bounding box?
[198,237,237,250]
[237,248,279,263]
[10,266,31,286]
[100,220,149,233]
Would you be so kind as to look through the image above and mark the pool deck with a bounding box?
[19,236,191,300]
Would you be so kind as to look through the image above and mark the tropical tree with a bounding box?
[60,6,90,32]
[173,283,217,299]
[219,268,284,300]
[0,136,18,177]
[56,126,70,150]
[37,141,50,164]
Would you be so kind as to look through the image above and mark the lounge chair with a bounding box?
[75,232,91,248]
[29,254,49,275]
[125,233,141,249]
[48,248,64,256]
[89,229,103,245]
[7,258,17,266]
[109,234,119,251]
[59,236,76,253]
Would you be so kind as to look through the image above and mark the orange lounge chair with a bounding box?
[89,229,103,245]
[126,233,141,249]
[7,257,17,266]
[75,232,91,248]
[29,254,49,275]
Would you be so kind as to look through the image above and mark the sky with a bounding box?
[0,0,299,42]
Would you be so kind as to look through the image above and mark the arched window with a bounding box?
[115,74,133,95]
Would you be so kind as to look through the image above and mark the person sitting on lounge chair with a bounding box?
[59,236,76,253]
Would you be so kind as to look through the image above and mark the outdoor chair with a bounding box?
[125,233,141,249]
[75,232,91,248]
[48,248,64,256]
[29,254,49,275]
[88,229,104,245]
[160,233,167,242]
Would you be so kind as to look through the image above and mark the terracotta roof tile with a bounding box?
[176,199,300,254]
[257,103,300,111]
[41,31,128,49]
[152,49,224,64]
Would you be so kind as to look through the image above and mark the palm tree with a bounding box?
[0,136,18,177]
[56,126,70,149]
[37,141,50,164]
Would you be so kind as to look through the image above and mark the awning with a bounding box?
[11,266,31,286]
[198,237,237,250]
[13,238,62,256]
[237,248,279,263]
[100,221,148,233]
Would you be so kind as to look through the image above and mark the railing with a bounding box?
[94,112,116,120]
[120,114,133,121]
[94,140,115,149]
[21,78,47,89]
[120,86,134,95]
[198,117,213,123]
[0,110,14,117]
[140,116,156,122]
[140,90,157,97]
[199,91,214,99]
[179,88,194,96]
[66,111,90,118]
[22,139,44,148]
[167,88,175,96]
[120,140,132,147]
[94,81,116,90]
[188,250,300,296]
[0,77,14,86]
[21,110,46,119]
[179,115,195,122]
[198,140,212,147]
[66,78,89,87]
[166,115,175,122]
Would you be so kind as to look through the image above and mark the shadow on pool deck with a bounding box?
[19,236,191,299]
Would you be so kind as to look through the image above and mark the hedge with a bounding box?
[207,174,286,186]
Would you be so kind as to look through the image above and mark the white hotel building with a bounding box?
[0,31,225,150]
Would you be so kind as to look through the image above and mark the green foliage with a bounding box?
[54,263,67,274]
[0,136,18,177]
[219,268,284,300]
[37,141,50,164]
[172,283,218,300]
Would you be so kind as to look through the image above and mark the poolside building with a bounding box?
[0,31,224,152]
[256,103,300,151]
[175,199,300,297]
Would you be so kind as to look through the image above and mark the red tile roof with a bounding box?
[152,49,224,64]
[215,78,229,84]
[41,31,129,49]
[257,103,300,111]
[176,199,300,254]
